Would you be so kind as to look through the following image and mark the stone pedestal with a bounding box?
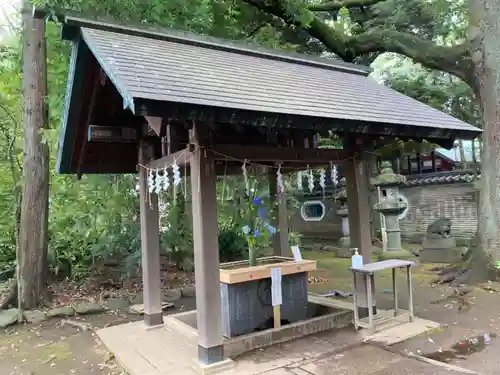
[220,272,308,337]
[219,257,316,338]
[420,248,462,263]
[421,234,461,263]
[371,164,407,252]
[336,212,351,257]
[379,205,406,251]
[335,189,351,257]
[337,211,351,245]
[420,218,461,263]
[422,236,457,250]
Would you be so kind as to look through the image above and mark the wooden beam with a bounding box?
[76,68,100,178]
[416,152,422,174]
[210,144,349,163]
[138,141,163,327]
[189,123,224,364]
[145,116,162,136]
[268,173,289,257]
[146,147,193,170]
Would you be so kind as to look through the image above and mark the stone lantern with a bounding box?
[371,162,407,252]
[335,188,351,257]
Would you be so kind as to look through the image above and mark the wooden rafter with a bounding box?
[76,68,101,178]
[146,147,193,170]
[209,144,350,164]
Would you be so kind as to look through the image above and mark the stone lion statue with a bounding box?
[426,218,452,238]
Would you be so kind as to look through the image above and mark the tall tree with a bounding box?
[31,0,497,281]
[468,0,500,278]
[18,2,49,309]
[237,0,499,281]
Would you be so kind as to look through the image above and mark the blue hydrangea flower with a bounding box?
[252,197,261,205]
[258,207,266,218]
[242,225,251,235]
[253,230,260,238]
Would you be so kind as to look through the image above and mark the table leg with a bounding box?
[392,268,398,317]
[407,266,414,322]
[352,272,360,330]
[366,274,374,334]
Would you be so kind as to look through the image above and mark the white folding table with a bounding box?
[350,259,415,334]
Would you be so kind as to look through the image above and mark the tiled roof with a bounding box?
[80,26,479,136]
[53,13,481,139]
[405,172,479,186]
[301,171,479,198]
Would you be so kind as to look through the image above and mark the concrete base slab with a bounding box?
[193,358,235,375]
[97,313,450,375]
[97,319,201,375]
[96,314,361,375]
[300,344,466,375]
[166,295,353,358]
[363,316,441,346]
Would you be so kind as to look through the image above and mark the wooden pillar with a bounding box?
[190,128,224,365]
[431,150,437,172]
[138,141,163,327]
[268,172,289,257]
[344,143,375,318]
[407,156,412,175]
[345,158,372,263]
[416,152,422,174]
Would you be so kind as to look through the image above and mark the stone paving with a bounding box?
[97,320,468,375]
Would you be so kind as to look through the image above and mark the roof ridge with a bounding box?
[35,8,371,76]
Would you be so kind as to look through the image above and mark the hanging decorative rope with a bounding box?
[296,170,303,191]
[221,159,228,202]
[184,161,188,199]
[172,159,181,186]
[147,168,155,206]
[276,164,284,195]
[307,166,314,193]
[242,159,250,196]
[330,162,338,187]
[319,168,326,194]
[162,166,170,191]
[154,168,162,194]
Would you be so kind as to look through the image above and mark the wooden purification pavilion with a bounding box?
[44,12,481,367]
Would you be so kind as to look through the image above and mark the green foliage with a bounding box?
[0,37,22,271]
[218,224,248,262]
[159,189,193,270]
[48,175,141,280]
[1,0,316,278]
[0,0,308,279]
[375,55,480,126]
[0,0,478,282]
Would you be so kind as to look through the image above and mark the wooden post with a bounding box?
[138,141,163,327]
[190,126,224,365]
[18,7,50,309]
[416,152,422,174]
[268,172,289,257]
[344,139,375,318]
[345,161,372,263]
[273,306,281,328]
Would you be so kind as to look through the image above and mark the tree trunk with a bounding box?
[18,6,50,310]
[468,0,500,280]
